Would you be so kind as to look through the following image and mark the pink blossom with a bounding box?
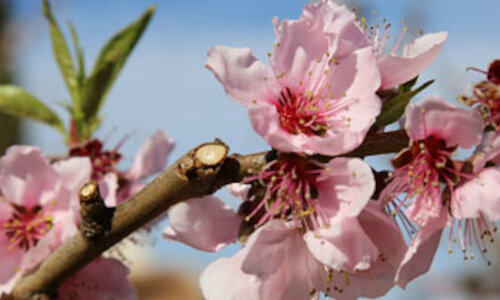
[0,146,135,299]
[308,1,447,90]
[69,130,174,207]
[0,146,91,285]
[199,202,406,300]
[447,131,500,262]
[163,152,409,298]
[380,97,484,227]
[165,153,375,251]
[206,1,381,156]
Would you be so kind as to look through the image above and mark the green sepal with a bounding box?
[375,78,434,127]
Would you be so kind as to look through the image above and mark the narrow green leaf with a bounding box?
[0,85,65,135]
[67,21,85,88]
[81,5,156,128]
[42,0,79,102]
[375,79,434,127]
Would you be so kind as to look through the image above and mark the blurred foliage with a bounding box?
[0,0,20,155]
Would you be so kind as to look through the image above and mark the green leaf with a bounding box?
[67,21,85,88]
[375,79,434,127]
[0,85,65,135]
[81,5,156,128]
[42,0,79,103]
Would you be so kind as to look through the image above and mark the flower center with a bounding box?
[488,60,500,84]
[69,139,122,179]
[276,87,330,136]
[2,205,53,251]
[244,153,325,229]
[382,136,458,225]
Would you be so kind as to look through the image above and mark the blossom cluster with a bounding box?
[162,1,499,299]
[0,132,173,298]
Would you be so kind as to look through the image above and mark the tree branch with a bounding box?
[11,140,266,299]
[10,130,409,299]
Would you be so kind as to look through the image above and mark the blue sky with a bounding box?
[8,0,500,298]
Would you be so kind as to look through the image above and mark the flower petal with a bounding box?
[200,252,263,300]
[405,96,484,148]
[58,258,136,300]
[452,168,500,221]
[52,157,92,195]
[163,196,241,252]
[346,201,406,298]
[206,46,278,106]
[0,235,24,284]
[0,146,58,207]
[379,32,447,89]
[306,47,381,156]
[127,130,174,180]
[316,157,375,217]
[240,220,290,276]
[395,209,447,288]
[304,215,378,272]
[100,172,119,207]
[227,183,250,201]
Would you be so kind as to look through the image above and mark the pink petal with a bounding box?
[0,146,58,207]
[58,257,136,300]
[405,192,443,227]
[205,46,278,106]
[200,252,263,300]
[239,222,322,300]
[240,220,290,276]
[395,209,447,288]
[127,130,174,180]
[405,97,484,148]
[305,48,381,156]
[271,8,329,87]
[0,235,24,284]
[304,215,378,272]
[473,131,500,172]
[163,196,241,252]
[248,103,309,153]
[301,1,367,58]
[452,168,500,221]
[249,48,381,156]
[316,157,375,217]
[346,201,407,298]
[379,32,448,89]
[51,157,92,211]
[100,172,119,207]
[227,183,250,201]
[52,157,92,195]
[0,272,21,295]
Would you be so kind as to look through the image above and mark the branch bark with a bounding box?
[10,130,409,299]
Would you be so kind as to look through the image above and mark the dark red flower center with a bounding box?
[487,59,500,85]
[2,204,52,251]
[69,139,122,180]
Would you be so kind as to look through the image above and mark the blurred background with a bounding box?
[1,0,499,299]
